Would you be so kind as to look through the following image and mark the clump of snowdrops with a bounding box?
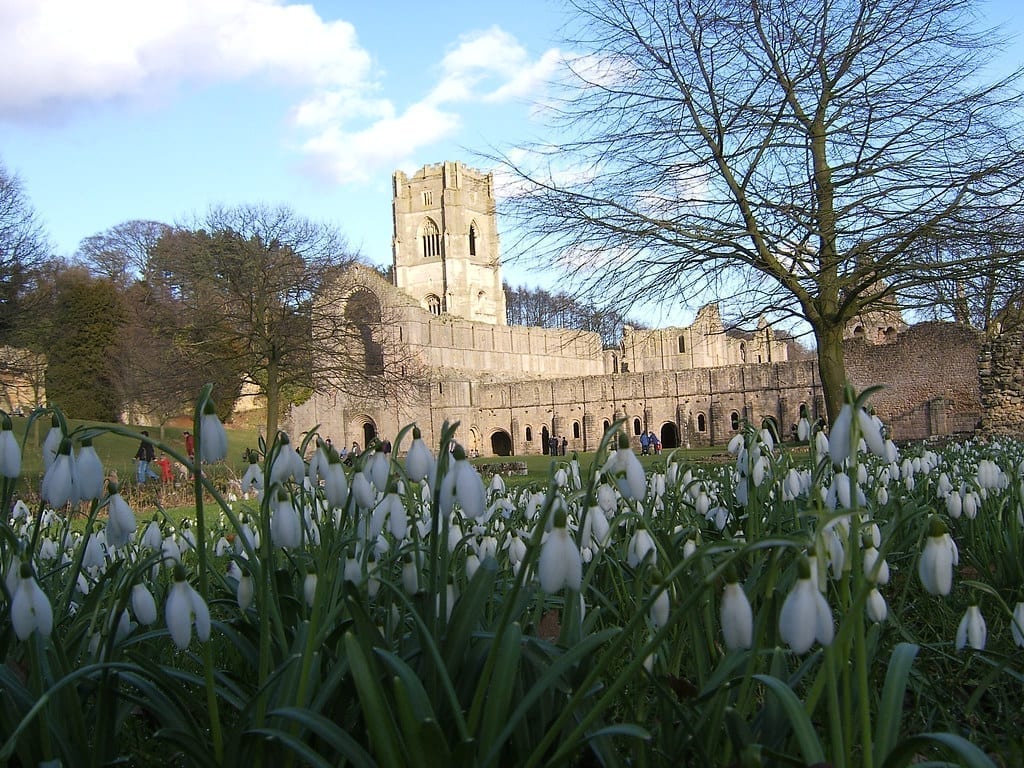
[1,384,1022,767]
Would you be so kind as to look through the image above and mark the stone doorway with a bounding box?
[660,422,679,450]
[490,430,512,457]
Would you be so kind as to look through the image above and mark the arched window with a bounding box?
[853,325,865,338]
[603,419,611,433]
[424,294,441,315]
[678,335,686,353]
[525,426,533,442]
[739,342,746,363]
[730,411,740,430]
[573,421,581,439]
[697,413,707,432]
[469,221,478,256]
[421,218,441,258]
[884,326,896,341]
[633,418,642,435]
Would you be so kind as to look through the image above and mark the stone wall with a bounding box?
[844,322,982,440]
[980,324,1024,435]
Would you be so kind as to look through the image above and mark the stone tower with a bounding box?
[392,161,507,325]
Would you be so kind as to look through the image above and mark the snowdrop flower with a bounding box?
[682,532,700,561]
[10,563,53,640]
[41,438,79,508]
[649,579,670,629]
[405,427,435,483]
[322,452,349,510]
[465,552,480,581]
[369,449,391,493]
[165,567,211,650]
[862,544,890,585]
[866,588,888,623]
[76,437,105,500]
[304,570,318,607]
[1011,602,1024,647]
[105,484,137,548]
[582,505,610,549]
[0,413,22,478]
[440,445,486,519]
[627,526,657,568]
[241,451,264,493]
[351,471,376,511]
[918,517,958,596]
[779,558,834,654]
[797,417,811,442]
[142,519,163,550]
[537,510,582,593]
[270,489,302,549]
[401,555,420,595]
[131,583,158,625]
[607,434,647,501]
[199,400,228,463]
[720,578,753,651]
[955,604,987,651]
[270,433,305,485]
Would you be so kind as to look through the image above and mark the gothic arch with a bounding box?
[344,287,384,376]
[420,217,442,258]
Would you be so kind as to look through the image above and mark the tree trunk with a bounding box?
[265,361,279,443]
[815,321,848,426]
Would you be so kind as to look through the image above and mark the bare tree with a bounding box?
[498,0,1024,422]
[150,204,424,440]
[0,158,49,346]
[75,220,171,287]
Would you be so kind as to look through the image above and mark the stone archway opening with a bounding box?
[660,422,679,450]
[490,430,512,457]
[362,421,377,448]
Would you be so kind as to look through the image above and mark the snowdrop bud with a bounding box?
[1011,602,1024,648]
[344,555,361,584]
[105,486,137,548]
[199,400,228,463]
[142,519,163,550]
[828,404,854,467]
[955,604,987,651]
[41,438,79,508]
[304,571,318,607]
[352,471,376,510]
[918,517,957,596]
[270,490,302,549]
[866,588,888,623]
[241,452,264,493]
[682,532,699,561]
[405,427,436,483]
[402,556,420,595]
[538,510,582,593]
[42,415,62,469]
[862,545,890,585]
[720,578,753,651]
[465,553,480,581]
[237,570,254,611]
[815,430,830,461]
[0,413,22,478]
[131,582,158,625]
[451,446,485,519]
[727,433,744,455]
[10,562,53,640]
[856,408,886,458]
[369,450,391,493]
[165,566,211,650]
[797,417,811,442]
[779,558,834,654]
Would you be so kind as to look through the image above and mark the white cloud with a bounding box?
[0,0,372,115]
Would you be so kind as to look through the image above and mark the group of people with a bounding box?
[639,430,661,455]
[134,429,195,485]
[547,435,568,456]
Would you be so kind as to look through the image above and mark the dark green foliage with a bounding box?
[44,270,126,420]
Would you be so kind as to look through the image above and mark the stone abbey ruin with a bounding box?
[289,161,1017,457]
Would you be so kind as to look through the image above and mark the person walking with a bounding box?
[183,430,195,461]
[135,431,159,484]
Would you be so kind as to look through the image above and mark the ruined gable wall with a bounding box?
[980,324,1024,435]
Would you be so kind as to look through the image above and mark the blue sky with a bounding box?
[1,0,1021,299]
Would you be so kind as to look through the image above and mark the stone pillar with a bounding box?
[583,412,597,453]
[510,416,520,455]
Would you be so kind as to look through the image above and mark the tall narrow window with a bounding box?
[469,222,478,256]
[421,218,441,258]
[525,426,533,442]
[678,335,686,353]
[697,413,707,432]
[633,418,642,435]
[573,421,581,439]
[425,294,441,315]
[422,190,433,206]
